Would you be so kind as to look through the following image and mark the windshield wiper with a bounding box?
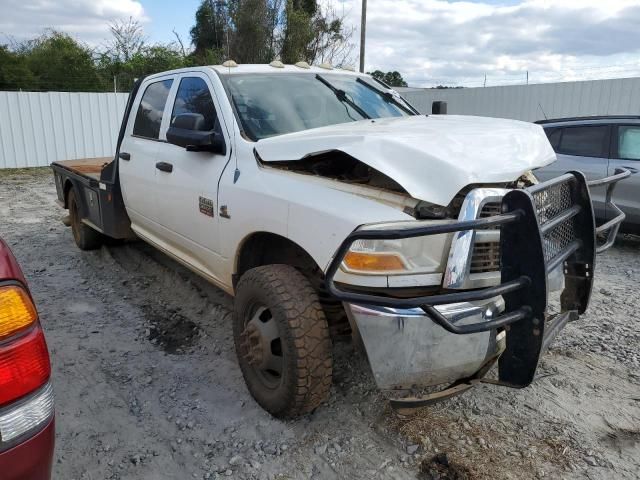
[315,74,371,120]
[356,77,418,115]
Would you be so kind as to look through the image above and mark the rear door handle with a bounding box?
[155,161,173,173]
[119,152,131,161]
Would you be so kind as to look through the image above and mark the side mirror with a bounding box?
[432,101,447,115]
[166,113,226,155]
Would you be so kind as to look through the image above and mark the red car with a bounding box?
[0,238,54,479]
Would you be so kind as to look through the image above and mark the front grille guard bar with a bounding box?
[325,170,630,334]
[587,168,631,253]
[325,169,629,388]
[325,212,536,336]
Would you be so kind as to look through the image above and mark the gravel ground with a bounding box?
[1,168,639,480]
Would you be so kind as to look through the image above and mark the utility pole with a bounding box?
[359,0,367,73]
[526,70,529,85]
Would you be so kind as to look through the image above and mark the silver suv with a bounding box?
[535,116,640,233]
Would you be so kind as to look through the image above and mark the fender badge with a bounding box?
[199,196,214,217]
[219,205,231,219]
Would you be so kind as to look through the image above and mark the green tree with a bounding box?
[24,31,103,91]
[280,0,318,63]
[190,0,228,64]
[0,46,35,90]
[230,0,272,63]
[368,70,408,87]
[307,3,354,67]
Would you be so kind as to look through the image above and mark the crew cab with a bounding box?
[51,63,627,417]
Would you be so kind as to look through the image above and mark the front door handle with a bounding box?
[155,162,173,173]
[119,152,131,161]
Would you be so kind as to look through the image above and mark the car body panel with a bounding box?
[535,152,609,218]
[0,419,54,480]
[0,239,54,480]
[535,117,640,231]
[255,114,556,206]
[0,238,27,286]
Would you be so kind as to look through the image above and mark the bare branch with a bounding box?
[172,29,187,58]
[106,17,146,62]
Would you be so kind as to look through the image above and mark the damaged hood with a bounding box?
[254,115,556,206]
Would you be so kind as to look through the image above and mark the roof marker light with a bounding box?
[318,62,333,70]
[222,60,238,68]
[294,61,311,69]
[269,60,285,68]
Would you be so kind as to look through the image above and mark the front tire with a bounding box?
[68,188,103,250]
[233,264,333,418]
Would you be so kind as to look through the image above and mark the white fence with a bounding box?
[2,78,640,169]
[398,77,640,122]
[0,91,129,169]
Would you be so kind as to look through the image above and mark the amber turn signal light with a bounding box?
[343,251,406,272]
[0,285,38,340]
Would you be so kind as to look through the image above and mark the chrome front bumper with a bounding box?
[345,298,506,391]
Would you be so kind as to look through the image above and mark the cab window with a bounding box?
[556,125,609,158]
[617,126,640,160]
[544,128,561,150]
[133,79,173,139]
[171,77,217,131]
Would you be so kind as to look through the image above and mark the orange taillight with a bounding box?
[0,285,38,341]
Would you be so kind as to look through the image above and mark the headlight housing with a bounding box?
[335,222,453,287]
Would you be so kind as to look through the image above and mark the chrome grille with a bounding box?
[479,202,501,218]
[470,201,502,274]
[444,188,509,289]
[470,241,500,273]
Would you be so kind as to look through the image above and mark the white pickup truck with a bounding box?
[51,63,628,418]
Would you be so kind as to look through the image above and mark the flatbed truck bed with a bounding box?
[51,154,133,240]
[50,79,141,242]
[53,157,112,181]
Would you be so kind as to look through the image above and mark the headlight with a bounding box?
[337,223,453,287]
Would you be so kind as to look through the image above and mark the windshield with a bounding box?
[223,73,414,140]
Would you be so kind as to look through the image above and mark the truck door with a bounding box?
[119,77,175,232]
[153,73,232,282]
[608,124,640,227]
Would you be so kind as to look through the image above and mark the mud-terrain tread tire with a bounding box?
[233,264,333,418]
[68,188,103,250]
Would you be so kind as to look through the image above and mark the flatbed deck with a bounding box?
[51,155,133,240]
[53,157,112,181]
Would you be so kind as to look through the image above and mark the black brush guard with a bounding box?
[325,169,630,397]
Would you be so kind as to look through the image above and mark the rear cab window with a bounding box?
[555,125,610,158]
[133,79,174,139]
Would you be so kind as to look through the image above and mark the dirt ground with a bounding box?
[1,168,639,480]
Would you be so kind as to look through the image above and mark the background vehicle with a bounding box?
[51,64,625,418]
[0,237,54,480]
[535,116,640,233]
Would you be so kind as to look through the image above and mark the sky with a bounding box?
[1,0,640,88]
